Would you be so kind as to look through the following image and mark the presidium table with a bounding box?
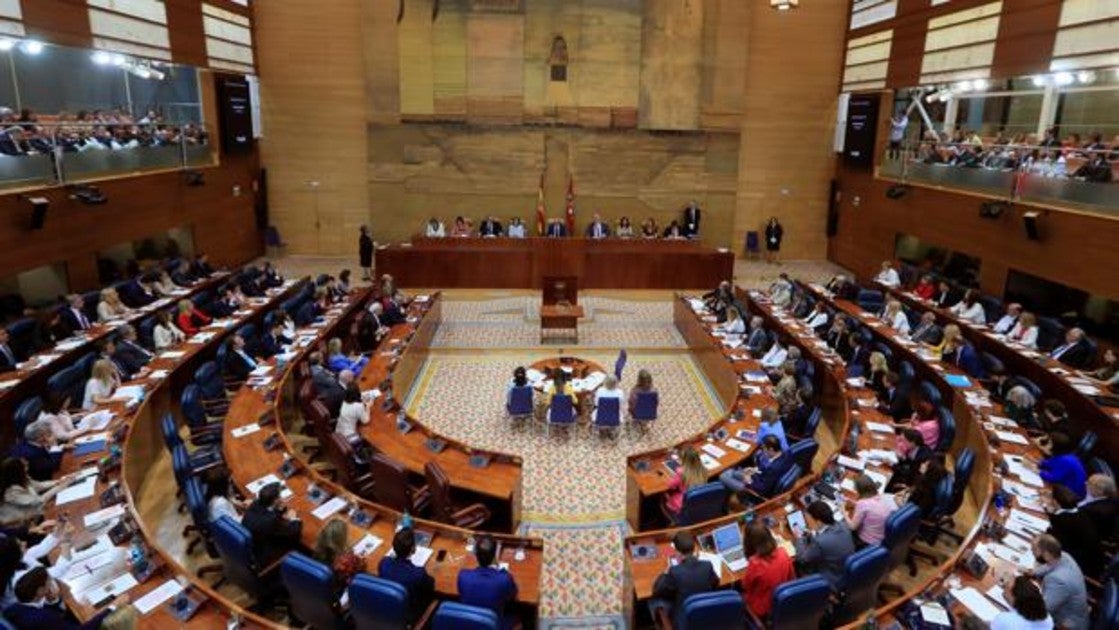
[374,237,735,289]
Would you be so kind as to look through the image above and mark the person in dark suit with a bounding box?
[378,528,436,622]
[261,262,284,289]
[944,339,986,379]
[170,261,195,287]
[585,213,610,239]
[718,435,793,502]
[886,428,933,491]
[931,281,956,309]
[457,536,518,626]
[909,312,943,346]
[29,309,66,353]
[703,281,735,322]
[59,294,92,337]
[0,328,23,372]
[209,287,240,318]
[359,226,374,281]
[846,334,870,376]
[9,421,62,482]
[241,482,302,567]
[191,254,215,278]
[745,317,769,357]
[225,335,258,382]
[663,221,684,239]
[239,268,266,298]
[650,531,719,626]
[257,321,286,360]
[309,352,347,416]
[1049,328,1093,369]
[113,325,153,376]
[545,219,567,238]
[783,390,815,437]
[119,277,155,308]
[97,339,132,383]
[876,372,912,421]
[478,216,504,237]
[1048,484,1103,579]
[1080,474,1118,543]
[682,201,701,238]
[6,566,117,630]
[793,501,856,587]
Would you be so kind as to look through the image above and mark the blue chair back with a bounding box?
[898,360,915,385]
[171,444,193,490]
[74,352,97,379]
[979,352,1004,377]
[1092,579,1119,630]
[349,574,411,630]
[194,361,225,399]
[181,384,210,429]
[775,463,803,495]
[882,503,921,570]
[677,482,727,526]
[835,544,892,623]
[1088,457,1114,479]
[952,447,975,503]
[745,231,759,253]
[1012,377,1042,400]
[6,318,33,356]
[295,302,317,326]
[677,590,745,630]
[929,475,955,521]
[211,516,268,600]
[161,412,182,452]
[431,601,500,630]
[281,552,345,630]
[13,396,42,438]
[979,295,1003,324]
[506,385,534,416]
[1078,431,1099,459]
[918,381,942,407]
[632,390,659,421]
[770,575,832,629]
[594,397,621,429]
[137,316,157,350]
[184,476,212,538]
[548,394,575,426]
[788,439,818,474]
[936,406,955,453]
[871,342,893,363]
[856,289,884,313]
[614,348,627,381]
[801,407,822,439]
[1037,316,1064,351]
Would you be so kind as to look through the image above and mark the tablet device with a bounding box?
[786,510,807,533]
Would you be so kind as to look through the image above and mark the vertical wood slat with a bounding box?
[20,0,92,49]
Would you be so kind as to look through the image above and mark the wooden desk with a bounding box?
[539,304,584,343]
[357,295,525,533]
[223,291,543,622]
[44,277,304,629]
[0,272,228,448]
[879,282,1119,463]
[374,237,734,289]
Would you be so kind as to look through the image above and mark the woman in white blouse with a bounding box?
[424,218,446,238]
[152,271,177,296]
[507,217,527,238]
[204,468,247,524]
[335,384,369,442]
[883,300,910,335]
[1006,311,1039,349]
[950,289,987,325]
[719,307,747,336]
[803,302,830,331]
[82,359,117,410]
[875,261,901,288]
[152,310,185,350]
[0,456,71,527]
[760,339,788,369]
[96,287,129,322]
[36,393,89,442]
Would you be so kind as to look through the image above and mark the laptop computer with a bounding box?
[712,523,747,572]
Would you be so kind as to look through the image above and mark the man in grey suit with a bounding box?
[1031,534,1090,630]
[793,500,856,587]
[909,312,943,345]
[745,317,769,357]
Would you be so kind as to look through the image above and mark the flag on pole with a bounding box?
[565,175,575,235]
[535,171,547,236]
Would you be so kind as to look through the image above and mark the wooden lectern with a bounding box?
[540,275,583,343]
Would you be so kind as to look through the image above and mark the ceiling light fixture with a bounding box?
[0,39,14,52]
[1054,71,1074,86]
[770,0,799,10]
[19,40,43,55]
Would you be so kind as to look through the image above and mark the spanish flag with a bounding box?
[565,176,575,235]
[535,172,547,236]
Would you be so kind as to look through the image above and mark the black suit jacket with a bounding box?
[878,385,913,421]
[240,278,265,297]
[257,334,283,360]
[1080,499,1119,542]
[1052,339,1092,369]
[226,350,256,381]
[479,220,503,237]
[114,341,152,375]
[242,502,302,567]
[60,307,92,336]
[651,555,719,617]
[749,452,795,497]
[682,207,701,237]
[1049,510,1103,579]
[311,365,345,416]
[10,440,62,482]
[0,343,22,372]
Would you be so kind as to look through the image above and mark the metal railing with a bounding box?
[0,121,216,190]
[881,140,1119,215]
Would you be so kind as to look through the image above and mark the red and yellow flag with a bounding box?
[564,175,575,235]
[535,171,547,236]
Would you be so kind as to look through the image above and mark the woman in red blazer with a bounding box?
[176,299,211,335]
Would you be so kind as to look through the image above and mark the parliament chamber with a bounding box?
[0,1,1117,629]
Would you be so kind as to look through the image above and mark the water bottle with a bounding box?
[130,538,148,574]
[846,424,860,455]
[400,510,413,530]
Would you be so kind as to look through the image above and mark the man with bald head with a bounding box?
[1050,328,1092,369]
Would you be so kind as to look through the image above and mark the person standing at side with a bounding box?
[358,226,374,282]
[764,217,783,264]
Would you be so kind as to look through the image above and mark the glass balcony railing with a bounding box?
[880,140,1119,215]
[0,121,216,190]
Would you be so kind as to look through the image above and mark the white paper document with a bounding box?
[231,423,261,438]
[133,579,185,614]
[386,545,433,568]
[950,587,1003,623]
[83,504,126,527]
[312,496,349,520]
[353,534,383,557]
[55,476,98,505]
[994,430,1030,445]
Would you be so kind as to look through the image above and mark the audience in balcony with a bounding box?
[0,107,208,157]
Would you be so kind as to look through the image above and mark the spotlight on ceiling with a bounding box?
[0,39,15,52]
[1031,75,1047,87]
[19,40,43,55]
[91,51,112,66]
[1054,71,1074,86]
[1076,70,1096,84]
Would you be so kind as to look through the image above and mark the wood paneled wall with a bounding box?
[0,152,261,293]
[732,1,848,260]
[829,165,1119,301]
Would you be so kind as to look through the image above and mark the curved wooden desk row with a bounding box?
[0,271,230,445]
[621,284,1007,628]
[223,290,544,615]
[623,296,852,533]
[375,237,734,289]
[879,282,1119,461]
[45,277,309,629]
[802,282,1054,627]
[354,294,525,533]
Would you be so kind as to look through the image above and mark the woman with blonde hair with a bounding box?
[1007,312,1039,349]
[930,323,962,356]
[96,287,129,322]
[314,518,366,589]
[83,359,117,410]
[662,447,708,522]
[882,300,910,335]
[867,351,889,395]
[176,299,210,336]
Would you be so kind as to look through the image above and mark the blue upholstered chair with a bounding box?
[935,406,955,453]
[630,390,659,433]
[281,552,345,630]
[674,482,727,527]
[349,573,436,630]
[546,394,576,437]
[210,516,281,603]
[669,590,745,630]
[505,385,534,429]
[833,544,892,624]
[13,396,42,439]
[788,439,818,475]
[431,601,500,630]
[749,574,831,629]
[879,503,923,598]
[919,380,942,407]
[593,397,621,438]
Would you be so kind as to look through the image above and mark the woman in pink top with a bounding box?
[894,399,940,451]
[847,474,900,547]
[662,447,707,521]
